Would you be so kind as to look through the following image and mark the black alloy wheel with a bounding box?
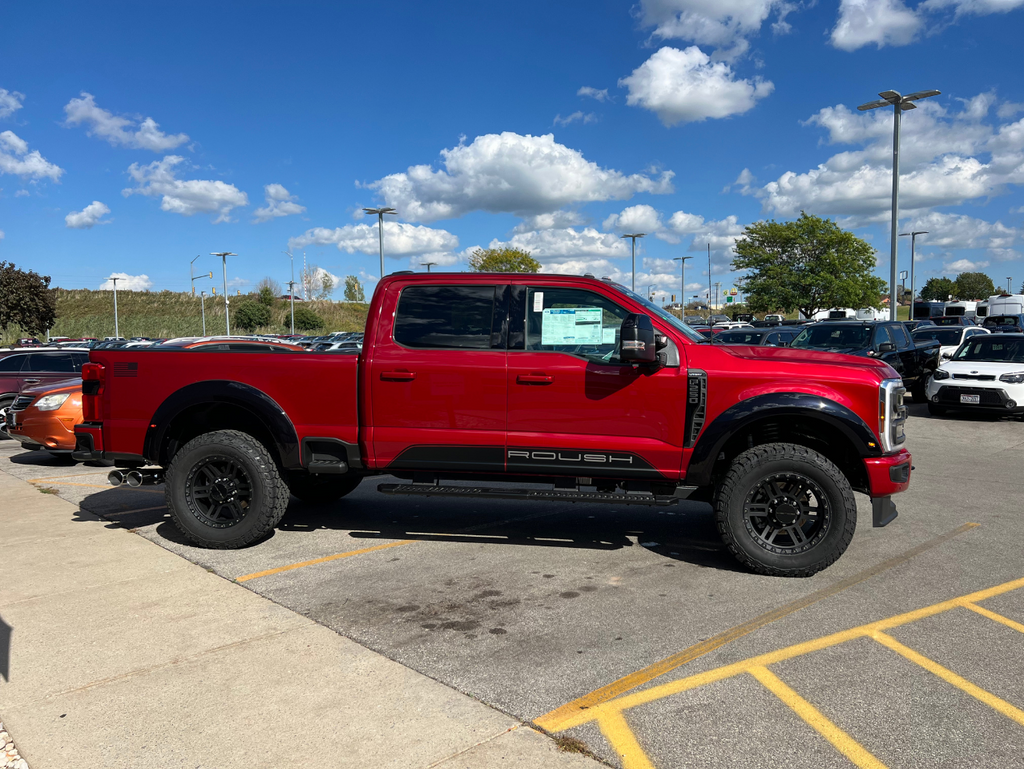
[742,473,830,554]
[185,455,254,528]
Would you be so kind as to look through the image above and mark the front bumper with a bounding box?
[864,448,912,497]
[926,382,1024,413]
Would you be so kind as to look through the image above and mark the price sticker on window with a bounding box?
[533,292,544,312]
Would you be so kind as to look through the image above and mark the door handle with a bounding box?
[381,371,416,381]
[516,374,553,384]
[23,379,40,384]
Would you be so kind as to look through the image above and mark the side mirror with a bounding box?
[878,342,896,353]
[620,313,657,364]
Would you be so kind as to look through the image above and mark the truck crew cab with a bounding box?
[74,273,912,577]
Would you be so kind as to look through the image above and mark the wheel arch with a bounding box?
[686,393,880,493]
[144,381,300,470]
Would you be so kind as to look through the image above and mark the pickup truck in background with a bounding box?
[789,320,940,401]
[74,273,912,577]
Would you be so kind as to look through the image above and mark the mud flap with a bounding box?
[872,496,899,527]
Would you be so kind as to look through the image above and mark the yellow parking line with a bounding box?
[872,631,1024,727]
[595,711,656,769]
[235,540,414,582]
[749,666,887,769]
[535,522,981,732]
[962,602,1024,634]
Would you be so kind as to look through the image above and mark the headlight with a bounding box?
[932,369,950,380]
[878,378,907,454]
[999,372,1024,384]
[35,393,70,411]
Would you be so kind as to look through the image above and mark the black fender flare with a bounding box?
[685,392,880,486]
[143,380,300,468]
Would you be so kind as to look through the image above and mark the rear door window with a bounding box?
[394,285,498,350]
[0,355,25,373]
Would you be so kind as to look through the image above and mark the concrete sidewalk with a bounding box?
[0,471,601,769]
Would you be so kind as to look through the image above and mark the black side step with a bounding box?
[378,484,679,506]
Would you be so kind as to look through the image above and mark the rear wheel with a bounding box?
[927,402,947,416]
[165,429,289,549]
[714,443,856,577]
[287,473,362,503]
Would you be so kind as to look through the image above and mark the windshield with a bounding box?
[791,325,871,350]
[912,328,963,346]
[984,316,1021,327]
[954,337,1024,363]
[611,283,706,342]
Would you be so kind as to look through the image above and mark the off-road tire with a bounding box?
[165,429,289,549]
[287,473,362,503]
[927,402,947,416]
[0,395,15,441]
[714,442,856,577]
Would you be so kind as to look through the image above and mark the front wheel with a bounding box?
[714,443,856,577]
[165,429,290,549]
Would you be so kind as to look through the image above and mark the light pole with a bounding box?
[620,233,645,292]
[107,276,120,338]
[284,251,296,335]
[363,207,397,279]
[190,255,201,296]
[645,284,656,303]
[421,261,437,272]
[673,256,691,309]
[898,230,928,312]
[211,252,236,335]
[200,291,207,336]
[1008,277,1014,294]
[858,89,940,318]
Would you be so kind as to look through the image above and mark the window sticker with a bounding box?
[602,327,617,344]
[541,307,603,344]
[533,292,544,312]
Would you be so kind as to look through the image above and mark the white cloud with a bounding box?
[638,0,796,59]
[512,211,587,233]
[14,189,29,197]
[123,155,248,223]
[490,227,630,261]
[921,0,1024,15]
[619,47,773,126]
[553,111,597,126]
[0,131,63,181]
[602,204,664,233]
[253,184,306,223]
[943,257,990,272]
[0,89,24,120]
[369,132,674,222]
[64,93,189,152]
[287,222,459,256]
[65,200,111,229]
[903,212,1017,250]
[0,229,4,240]
[100,272,152,291]
[577,86,610,102]
[830,0,923,51]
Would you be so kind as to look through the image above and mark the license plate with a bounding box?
[960,394,981,404]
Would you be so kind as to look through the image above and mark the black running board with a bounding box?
[378,484,679,506]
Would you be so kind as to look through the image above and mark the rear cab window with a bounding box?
[394,285,504,350]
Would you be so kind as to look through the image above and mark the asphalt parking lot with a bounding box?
[3,403,1023,768]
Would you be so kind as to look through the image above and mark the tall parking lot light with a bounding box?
[858,89,940,320]
[620,233,645,292]
[284,251,296,335]
[363,207,397,280]
[211,252,236,335]
[107,276,120,338]
[200,291,207,336]
[899,230,928,310]
[673,256,691,310]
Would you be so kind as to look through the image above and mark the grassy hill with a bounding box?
[3,289,370,344]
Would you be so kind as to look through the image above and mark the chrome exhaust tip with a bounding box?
[125,470,144,488]
[107,470,125,487]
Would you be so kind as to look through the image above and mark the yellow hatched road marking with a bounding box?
[872,631,1024,727]
[540,575,1024,732]
[535,523,980,731]
[749,666,887,769]
[234,540,414,582]
[963,603,1024,634]
[595,711,656,769]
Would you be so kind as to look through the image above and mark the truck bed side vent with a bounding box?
[685,369,707,448]
[113,362,138,378]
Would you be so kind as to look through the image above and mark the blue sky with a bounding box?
[2,0,1023,302]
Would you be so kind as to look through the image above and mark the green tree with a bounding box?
[0,261,57,336]
[256,276,281,297]
[292,306,324,331]
[319,271,335,299]
[469,247,540,273]
[343,275,365,302]
[920,277,955,302]
[731,213,886,319]
[232,301,272,331]
[257,286,276,307]
[953,272,995,300]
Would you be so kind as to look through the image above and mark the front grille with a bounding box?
[936,386,1006,406]
[12,395,33,411]
[953,374,996,381]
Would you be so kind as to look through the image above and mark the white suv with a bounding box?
[925,333,1024,418]
[911,325,989,361]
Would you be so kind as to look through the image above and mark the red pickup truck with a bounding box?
[74,273,912,577]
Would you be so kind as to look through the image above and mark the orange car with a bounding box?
[4,377,82,456]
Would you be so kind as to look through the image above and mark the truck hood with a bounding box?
[717,344,895,374]
[938,360,1024,376]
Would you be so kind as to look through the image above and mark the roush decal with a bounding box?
[506,447,665,479]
